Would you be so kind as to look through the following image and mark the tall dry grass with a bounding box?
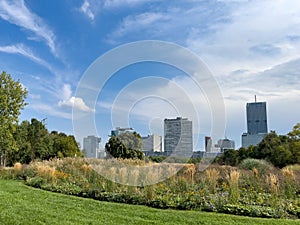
[205,168,220,193]
[267,173,279,196]
[227,170,240,203]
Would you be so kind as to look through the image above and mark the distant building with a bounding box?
[83,135,101,158]
[242,99,268,148]
[205,136,235,153]
[111,127,133,137]
[205,136,213,152]
[242,133,267,148]
[217,138,235,152]
[142,134,162,155]
[246,102,268,134]
[164,117,193,156]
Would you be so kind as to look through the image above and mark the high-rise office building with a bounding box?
[242,99,268,148]
[217,138,235,152]
[111,127,133,137]
[83,135,101,158]
[246,102,268,134]
[164,117,193,156]
[142,134,162,153]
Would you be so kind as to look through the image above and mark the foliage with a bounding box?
[105,132,144,160]
[216,123,300,168]
[3,158,300,219]
[239,158,273,174]
[0,71,28,166]
[1,179,297,225]
[9,119,82,165]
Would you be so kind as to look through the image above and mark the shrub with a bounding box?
[239,158,272,174]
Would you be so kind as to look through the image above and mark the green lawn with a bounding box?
[0,179,299,225]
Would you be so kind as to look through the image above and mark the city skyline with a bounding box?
[0,1,299,150]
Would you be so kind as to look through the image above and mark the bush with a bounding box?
[239,158,273,174]
[220,204,288,218]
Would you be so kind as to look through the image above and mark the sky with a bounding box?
[0,0,300,150]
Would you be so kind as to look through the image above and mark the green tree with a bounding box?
[269,145,292,168]
[288,123,300,140]
[105,132,144,160]
[51,132,82,158]
[13,120,32,164]
[214,149,239,166]
[28,118,53,161]
[0,71,27,166]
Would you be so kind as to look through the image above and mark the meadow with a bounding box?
[0,179,299,225]
[1,157,299,219]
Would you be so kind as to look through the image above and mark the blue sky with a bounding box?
[1,0,300,150]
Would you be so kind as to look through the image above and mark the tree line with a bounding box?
[216,123,300,168]
[0,71,81,166]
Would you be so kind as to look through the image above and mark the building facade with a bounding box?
[217,138,235,152]
[142,134,162,155]
[83,135,101,158]
[164,117,193,156]
[111,127,133,137]
[246,102,268,134]
[242,101,268,148]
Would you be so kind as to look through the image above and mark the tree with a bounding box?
[28,118,53,161]
[51,132,82,158]
[105,131,144,160]
[0,71,27,166]
[288,123,300,140]
[13,120,32,164]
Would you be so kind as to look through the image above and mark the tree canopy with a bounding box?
[105,131,144,160]
[0,71,28,166]
[216,124,300,168]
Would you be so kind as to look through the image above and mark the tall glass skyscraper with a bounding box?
[246,102,268,134]
[242,101,268,148]
[164,117,193,156]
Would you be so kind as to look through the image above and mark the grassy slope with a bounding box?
[0,179,299,225]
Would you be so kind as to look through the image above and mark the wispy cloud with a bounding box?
[31,103,72,119]
[0,43,52,69]
[0,0,56,55]
[106,2,230,44]
[80,0,95,21]
[79,0,102,22]
[103,0,155,9]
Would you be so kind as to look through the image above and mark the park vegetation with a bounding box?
[0,71,81,166]
[1,179,296,225]
[215,124,300,168]
[1,71,300,220]
[105,131,144,160]
[1,157,299,219]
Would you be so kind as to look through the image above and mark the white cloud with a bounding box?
[58,84,95,112]
[0,44,51,69]
[31,103,71,119]
[186,0,300,75]
[103,0,155,8]
[79,0,103,22]
[107,12,169,42]
[80,0,95,21]
[0,0,56,55]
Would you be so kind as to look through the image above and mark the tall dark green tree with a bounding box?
[105,131,144,160]
[0,71,27,166]
[51,132,81,158]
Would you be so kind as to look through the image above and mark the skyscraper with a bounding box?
[142,134,162,153]
[83,135,101,158]
[246,102,268,134]
[164,117,193,156]
[242,99,268,148]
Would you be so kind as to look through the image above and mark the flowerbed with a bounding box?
[1,158,300,219]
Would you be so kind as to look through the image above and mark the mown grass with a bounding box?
[0,179,299,225]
